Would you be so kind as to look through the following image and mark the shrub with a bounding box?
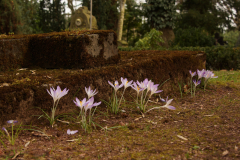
[222,30,240,47]
[135,28,164,50]
[173,27,215,47]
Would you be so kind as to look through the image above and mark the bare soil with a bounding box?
[1,83,240,160]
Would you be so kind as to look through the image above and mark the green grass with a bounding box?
[208,70,240,84]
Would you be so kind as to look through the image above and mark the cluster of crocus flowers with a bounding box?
[46,86,69,127]
[189,69,218,96]
[107,78,133,114]
[73,86,101,132]
[131,78,166,113]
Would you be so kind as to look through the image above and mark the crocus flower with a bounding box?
[47,86,69,103]
[85,86,98,99]
[137,79,149,90]
[121,77,133,90]
[73,97,88,111]
[161,97,175,110]
[131,82,143,95]
[204,70,218,80]
[197,69,205,79]
[2,127,9,136]
[85,97,101,111]
[108,80,123,92]
[189,70,196,77]
[193,79,201,87]
[150,84,163,96]
[7,120,18,124]
[147,80,154,92]
[67,129,78,135]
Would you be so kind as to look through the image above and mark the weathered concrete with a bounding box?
[0,32,119,70]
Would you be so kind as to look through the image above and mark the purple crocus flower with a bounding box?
[85,86,98,99]
[137,78,149,90]
[193,79,201,87]
[150,83,163,96]
[197,69,205,79]
[7,120,18,124]
[131,82,143,95]
[2,127,9,136]
[204,70,218,80]
[73,97,88,111]
[47,86,69,103]
[161,96,175,110]
[146,80,154,92]
[67,129,78,135]
[84,97,101,111]
[189,70,196,77]
[108,80,123,92]
[120,77,133,90]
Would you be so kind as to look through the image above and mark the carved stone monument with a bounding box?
[69,6,98,30]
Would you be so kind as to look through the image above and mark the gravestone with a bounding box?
[69,6,98,30]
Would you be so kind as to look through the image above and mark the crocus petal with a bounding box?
[197,69,205,79]
[7,120,18,124]
[67,129,78,135]
[85,97,101,111]
[167,105,176,110]
[108,81,115,88]
[2,127,9,136]
[150,84,162,95]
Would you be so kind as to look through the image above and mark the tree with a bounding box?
[146,0,177,30]
[82,0,119,30]
[176,0,239,34]
[145,0,177,47]
[38,0,66,33]
[123,0,142,41]
[117,0,126,41]
[18,0,42,34]
[0,0,22,34]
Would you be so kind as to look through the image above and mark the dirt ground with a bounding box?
[0,82,240,160]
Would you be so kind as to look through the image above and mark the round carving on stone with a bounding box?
[75,18,82,26]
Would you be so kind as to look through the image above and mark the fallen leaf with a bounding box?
[119,121,125,126]
[235,146,238,151]
[12,151,21,159]
[18,68,28,71]
[66,139,79,142]
[177,135,188,141]
[222,150,229,156]
[204,114,214,117]
[25,141,30,147]
[134,117,142,121]
[57,119,70,124]
[146,120,157,125]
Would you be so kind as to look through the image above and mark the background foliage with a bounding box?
[145,0,177,30]
[82,0,118,30]
[135,28,164,50]
[38,0,66,33]
[222,30,240,47]
[173,27,215,47]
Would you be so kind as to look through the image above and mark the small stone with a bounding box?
[2,83,9,87]
[222,150,229,156]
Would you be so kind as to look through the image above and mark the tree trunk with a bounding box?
[67,0,75,15]
[117,0,126,41]
[159,28,175,48]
